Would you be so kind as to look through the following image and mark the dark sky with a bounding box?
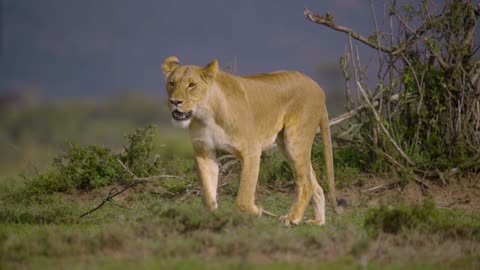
[0,0,418,98]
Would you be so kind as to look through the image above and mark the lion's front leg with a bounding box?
[193,145,219,210]
[236,149,262,216]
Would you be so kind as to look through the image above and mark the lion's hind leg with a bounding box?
[305,165,326,225]
[276,126,316,226]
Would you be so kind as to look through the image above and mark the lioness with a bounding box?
[162,56,341,225]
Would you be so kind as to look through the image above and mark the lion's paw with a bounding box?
[255,205,263,217]
[305,219,325,226]
[279,215,301,227]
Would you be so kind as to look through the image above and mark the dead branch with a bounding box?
[217,154,236,162]
[262,209,277,217]
[304,8,396,54]
[79,179,146,218]
[356,81,415,166]
[79,161,191,218]
[329,93,403,127]
[393,13,450,70]
[361,182,399,193]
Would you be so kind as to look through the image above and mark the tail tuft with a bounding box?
[336,198,348,209]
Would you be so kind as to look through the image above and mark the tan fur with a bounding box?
[162,56,340,225]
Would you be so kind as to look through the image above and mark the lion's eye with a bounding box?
[188,83,196,88]
[168,81,175,87]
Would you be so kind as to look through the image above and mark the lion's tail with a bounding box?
[319,107,342,214]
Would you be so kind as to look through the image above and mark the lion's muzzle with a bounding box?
[172,109,193,121]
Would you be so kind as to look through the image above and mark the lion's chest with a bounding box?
[191,118,237,153]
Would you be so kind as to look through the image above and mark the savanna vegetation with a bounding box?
[1,1,480,269]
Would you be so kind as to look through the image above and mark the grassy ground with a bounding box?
[1,175,480,269]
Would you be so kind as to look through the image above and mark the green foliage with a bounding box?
[0,201,80,225]
[28,170,69,194]
[24,125,169,193]
[149,200,255,234]
[340,0,480,177]
[1,189,478,269]
[258,150,293,186]
[119,125,161,177]
[365,202,480,238]
[312,140,365,189]
[53,143,126,190]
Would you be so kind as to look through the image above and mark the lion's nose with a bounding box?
[169,99,184,106]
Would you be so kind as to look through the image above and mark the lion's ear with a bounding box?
[203,59,219,80]
[162,56,180,76]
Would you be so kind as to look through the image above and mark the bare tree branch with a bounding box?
[329,94,403,127]
[304,8,395,54]
[393,13,450,70]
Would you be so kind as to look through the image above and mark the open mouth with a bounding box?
[172,109,193,121]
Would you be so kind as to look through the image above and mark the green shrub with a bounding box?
[365,201,480,238]
[28,170,69,193]
[53,143,127,190]
[24,125,170,193]
[259,150,292,185]
[0,201,80,224]
[119,124,161,177]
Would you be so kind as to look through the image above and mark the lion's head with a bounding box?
[162,56,218,128]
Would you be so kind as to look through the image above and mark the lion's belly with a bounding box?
[261,134,278,151]
[190,115,282,155]
[210,126,236,153]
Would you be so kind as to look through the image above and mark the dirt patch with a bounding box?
[59,173,480,212]
[338,174,480,211]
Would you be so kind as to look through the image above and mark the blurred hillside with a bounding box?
[0,92,191,177]
[0,73,346,180]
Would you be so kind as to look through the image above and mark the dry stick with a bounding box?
[79,179,147,218]
[393,13,450,70]
[328,93,403,127]
[362,184,386,193]
[381,150,430,190]
[356,81,415,166]
[304,8,395,54]
[82,160,278,218]
[348,35,361,103]
[118,159,190,183]
[79,161,190,218]
[217,154,236,162]
[369,0,384,80]
[262,209,277,217]
[329,106,367,126]
[340,52,353,109]
[401,55,425,147]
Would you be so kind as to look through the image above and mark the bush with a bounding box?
[53,143,127,190]
[308,1,480,176]
[119,125,161,177]
[25,125,168,193]
[365,201,480,238]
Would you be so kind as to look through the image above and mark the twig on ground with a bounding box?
[362,184,387,193]
[79,180,146,218]
[262,209,277,217]
[217,182,230,189]
[79,161,190,218]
